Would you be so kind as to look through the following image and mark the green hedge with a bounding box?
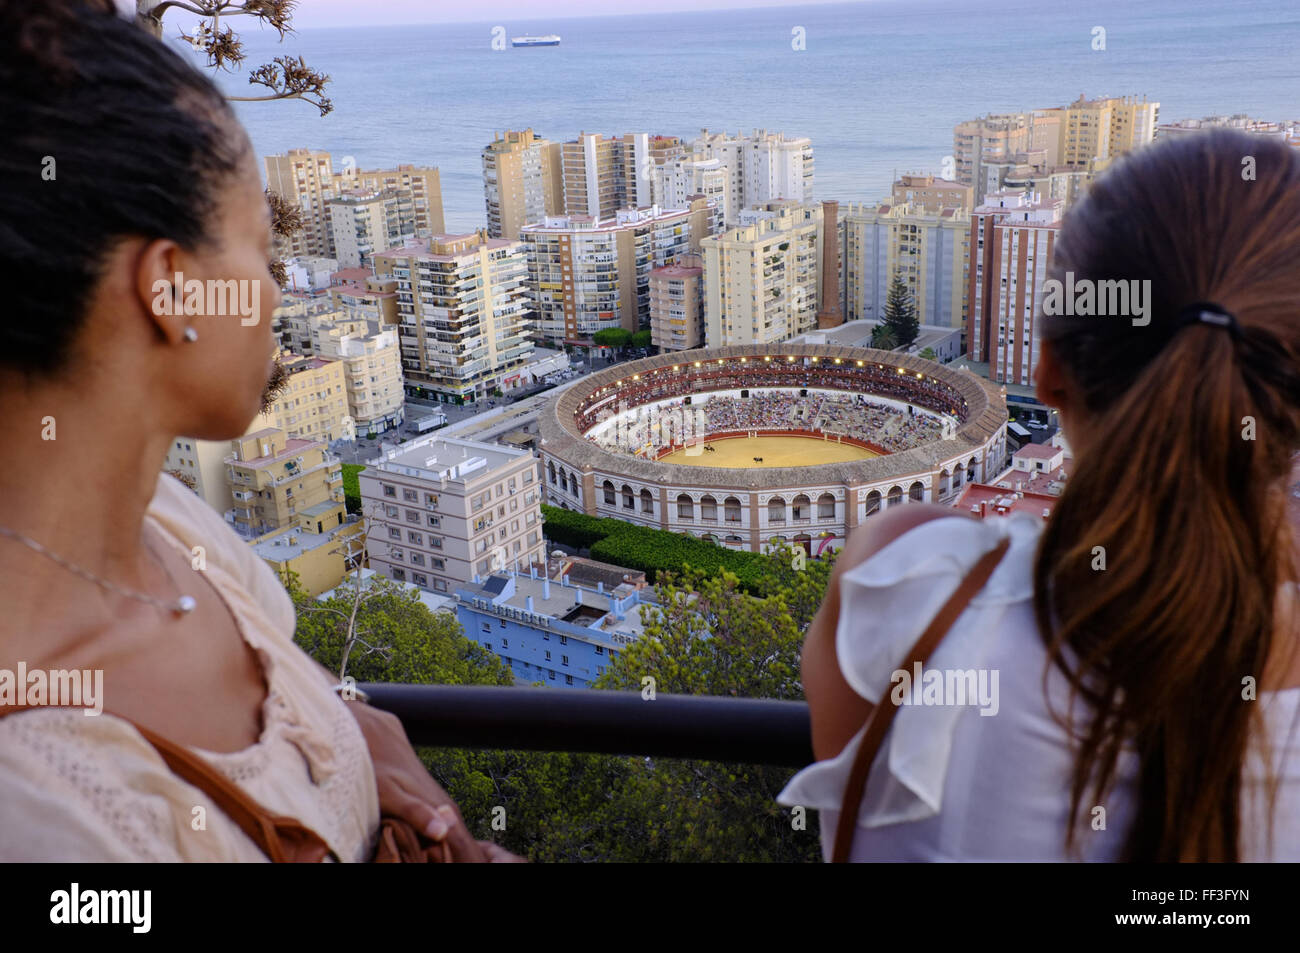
[541,504,771,593]
[342,464,365,515]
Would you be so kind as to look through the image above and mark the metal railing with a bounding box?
[359,683,814,768]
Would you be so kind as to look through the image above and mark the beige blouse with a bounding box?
[0,473,381,861]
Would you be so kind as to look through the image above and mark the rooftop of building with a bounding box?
[545,554,648,592]
[317,567,457,615]
[651,262,703,278]
[1014,441,1065,460]
[365,433,531,484]
[458,565,653,641]
[332,267,374,285]
[250,515,359,562]
[231,433,324,468]
[954,482,1059,520]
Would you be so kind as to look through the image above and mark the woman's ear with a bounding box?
[1035,338,1069,410]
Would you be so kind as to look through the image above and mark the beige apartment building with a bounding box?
[312,326,404,435]
[375,233,533,403]
[261,351,350,443]
[841,200,971,329]
[701,202,827,347]
[890,173,973,213]
[330,271,400,329]
[521,199,717,347]
[225,427,347,539]
[560,132,682,219]
[966,190,1064,387]
[1054,94,1158,168]
[481,129,564,240]
[224,427,359,596]
[265,149,445,259]
[329,189,417,269]
[649,255,705,351]
[359,435,545,593]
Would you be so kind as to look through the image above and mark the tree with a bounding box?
[629,329,653,350]
[919,346,937,361]
[134,0,331,115]
[871,323,898,350]
[881,271,919,348]
[592,327,632,355]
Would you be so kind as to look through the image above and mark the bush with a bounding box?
[541,504,772,593]
[341,463,364,514]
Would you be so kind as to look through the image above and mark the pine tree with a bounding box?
[882,272,919,348]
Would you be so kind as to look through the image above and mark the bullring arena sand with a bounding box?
[656,434,880,468]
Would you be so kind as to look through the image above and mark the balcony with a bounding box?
[358,683,811,767]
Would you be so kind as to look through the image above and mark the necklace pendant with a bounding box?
[174,595,197,616]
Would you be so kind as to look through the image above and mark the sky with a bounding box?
[158,0,861,29]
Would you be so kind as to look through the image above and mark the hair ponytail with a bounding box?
[1035,128,1300,861]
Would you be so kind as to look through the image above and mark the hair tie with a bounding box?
[1176,301,1241,340]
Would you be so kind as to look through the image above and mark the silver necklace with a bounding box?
[0,524,197,617]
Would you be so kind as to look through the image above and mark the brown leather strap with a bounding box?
[831,535,1011,863]
[0,705,335,862]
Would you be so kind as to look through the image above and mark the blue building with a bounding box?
[455,557,657,687]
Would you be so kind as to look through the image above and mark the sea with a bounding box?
[186,0,1300,232]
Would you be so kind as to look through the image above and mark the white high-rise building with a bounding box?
[689,129,815,225]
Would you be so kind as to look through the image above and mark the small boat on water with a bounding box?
[512,34,561,47]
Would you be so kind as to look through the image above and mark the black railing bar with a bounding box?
[359,684,815,768]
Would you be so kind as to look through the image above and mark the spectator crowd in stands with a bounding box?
[583,388,946,456]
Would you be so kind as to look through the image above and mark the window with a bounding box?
[403,488,418,502]
[559,635,567,645]
[427,515,440,527]
[508,478,516,492]
[383,484,396,497]
[484,643,491,652]
[434,579,447,592]
[565,675,574,686]
[496,485,503,498]
[432,557,445,570]
[413,573,428,587]
[392,568,405,582]
[545,651,551,661]
[499,618,505,629]
[561,655,569,667]
[388,527,401,539]
[406,510,420,523]
[596,645,604,655]
[390,547,404,561]
[548,670,555,681]
[543,632,549,641]
[410,553,425,567]
[407,531,422,545]
[480,622,491,633]
[384,505,399,518]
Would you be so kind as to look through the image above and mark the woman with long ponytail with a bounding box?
[785,128,1300,862]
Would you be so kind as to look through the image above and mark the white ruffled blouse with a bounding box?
[0,473,380,861]
[777,512,1300,861]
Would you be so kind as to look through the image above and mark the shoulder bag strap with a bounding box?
[0,705,335,862]
[831,534,1011,863]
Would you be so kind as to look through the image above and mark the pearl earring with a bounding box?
[183,327,198,343]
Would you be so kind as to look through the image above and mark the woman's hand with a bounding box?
[344,699,483,857]
[344,699,526,861]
